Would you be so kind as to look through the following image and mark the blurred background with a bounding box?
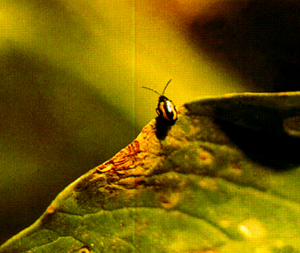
[1,0,300,244]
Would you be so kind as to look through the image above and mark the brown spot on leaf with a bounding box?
[46,205,55,214]
[198,149,213,163]
[228,163,242,176]
[160,192,181,210]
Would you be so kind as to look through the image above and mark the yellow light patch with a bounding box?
[239,219,267,239]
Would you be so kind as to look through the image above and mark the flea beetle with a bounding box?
[142,79,177,126]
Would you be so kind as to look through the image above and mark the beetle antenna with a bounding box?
[142,86,161,96]
[161,79,172,95]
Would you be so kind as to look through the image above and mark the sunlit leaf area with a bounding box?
[1,0,300,245]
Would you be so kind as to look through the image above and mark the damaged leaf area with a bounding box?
[1,92,300,253]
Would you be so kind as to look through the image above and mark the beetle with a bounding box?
[142,79,177,126]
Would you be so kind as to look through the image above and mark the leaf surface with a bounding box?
[1,92,300,253]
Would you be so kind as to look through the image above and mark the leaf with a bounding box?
[1,92,300,253]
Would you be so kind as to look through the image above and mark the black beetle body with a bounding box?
[142,79,177,126]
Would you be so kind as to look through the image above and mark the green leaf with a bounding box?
[1,92,300,253]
